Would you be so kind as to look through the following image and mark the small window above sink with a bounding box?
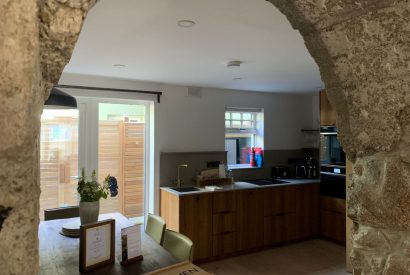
[170,186,201,193]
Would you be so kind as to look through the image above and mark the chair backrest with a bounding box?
[162,229,194,262]
[44,206,80,221]
[145,213,166,245]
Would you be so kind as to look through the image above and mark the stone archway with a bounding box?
[1,0,409,274]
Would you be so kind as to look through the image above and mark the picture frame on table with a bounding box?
[79,219,115,273]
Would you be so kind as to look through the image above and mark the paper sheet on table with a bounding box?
[121,224,141,260]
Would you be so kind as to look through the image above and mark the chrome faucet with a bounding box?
[176,164,188,187]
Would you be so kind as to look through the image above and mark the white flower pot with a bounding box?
[79,201,100,225]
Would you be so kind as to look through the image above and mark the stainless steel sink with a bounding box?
[170,186,201,192]
[246,179,289,186]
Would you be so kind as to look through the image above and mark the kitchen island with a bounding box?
[160,179,320,263]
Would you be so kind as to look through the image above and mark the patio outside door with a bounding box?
[39,101,148,220]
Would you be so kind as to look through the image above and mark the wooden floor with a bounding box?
[200,239,349,275]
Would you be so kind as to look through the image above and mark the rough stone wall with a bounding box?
[1,0,409,274]
[268,0,410,274]
[0,0,94,274]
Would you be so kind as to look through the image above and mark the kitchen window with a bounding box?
[225,108,264,169]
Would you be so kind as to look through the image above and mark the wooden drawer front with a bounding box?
[264,214,297,246]
[213,212,236,234]
[213,191,236,213]
[320,196,346,214]
[264,186,296,217]
[213,232,237,257]
[320,209,346,244]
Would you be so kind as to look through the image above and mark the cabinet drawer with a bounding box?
[320,209,346,244]
[213,212,236,234]
[320,196,345,213]
[213,191,236,213]
[213,232,236,257]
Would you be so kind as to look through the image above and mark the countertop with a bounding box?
[161,178,320,196]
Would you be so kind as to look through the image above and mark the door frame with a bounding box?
[75,95,154,220]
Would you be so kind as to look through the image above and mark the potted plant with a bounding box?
[77,168,118,225]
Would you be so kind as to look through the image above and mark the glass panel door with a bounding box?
[98,103,145,219]
[39,109,79,220]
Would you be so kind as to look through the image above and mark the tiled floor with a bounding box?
[200,239,349,275]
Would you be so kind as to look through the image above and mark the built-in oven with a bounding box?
[320,126,346,199]
[320,164,346,199]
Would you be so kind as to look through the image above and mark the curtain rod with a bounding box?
[55,84,163,103]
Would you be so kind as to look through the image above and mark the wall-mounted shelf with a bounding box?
[301,129,320,132]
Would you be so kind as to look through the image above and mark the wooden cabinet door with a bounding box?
[320,209,346,244]
[213,232,236,257]
[295,184,320,239]
[264,186,296,217]
[236,189,264,251]
[320,90,337,126]
[264,214,296,246]
[320,196,346,244]
[179,193,213,261]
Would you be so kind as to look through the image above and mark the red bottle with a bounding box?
[250,147,256,167]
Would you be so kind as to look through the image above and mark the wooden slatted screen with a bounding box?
[123,123,145,217]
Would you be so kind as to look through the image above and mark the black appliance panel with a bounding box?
[246,179,290,186]
[320,171,346,199]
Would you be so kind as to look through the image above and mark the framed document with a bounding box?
[79,219,115,273]
[121,224,143,265]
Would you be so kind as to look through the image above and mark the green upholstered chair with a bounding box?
[162,229,194,262]
[44,206,79,221]
[145,213,166,245]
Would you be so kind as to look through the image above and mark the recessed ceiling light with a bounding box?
[232,77,242,81]
[177,20,196,28]
[113,64,126,68]
[226,60,242,69]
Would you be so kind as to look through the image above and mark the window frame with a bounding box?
[224,108,264,169]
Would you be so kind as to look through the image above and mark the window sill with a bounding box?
[228,164,263,170]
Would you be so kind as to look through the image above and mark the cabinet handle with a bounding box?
[220,231,231,235]
[249,191,253,195]
[219,210,230,214]
[196,196,200,201]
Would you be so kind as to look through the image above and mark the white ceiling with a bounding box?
[63,0,324,93]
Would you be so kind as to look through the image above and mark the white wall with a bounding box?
[59,73,318,214]
[157,85,316,152]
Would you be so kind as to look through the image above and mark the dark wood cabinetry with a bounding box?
[161,183,320,262]
[161,192,213,261]
[179,193,213,261]
[212,191,237,257]
[236,189,264,251]
[263,184,319,246]
[320,90,337,126]
[296,184,320,238]
[263,186,297,246]
[320,196,346,244]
